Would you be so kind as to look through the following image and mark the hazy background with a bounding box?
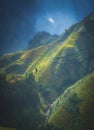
[0,0,94,55]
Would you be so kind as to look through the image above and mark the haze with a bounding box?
[0,0,94,55]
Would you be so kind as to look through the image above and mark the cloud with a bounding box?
[48,18,55,23]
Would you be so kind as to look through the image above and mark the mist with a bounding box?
[0,0,94,55]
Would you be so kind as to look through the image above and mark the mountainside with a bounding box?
[0,13,94,100]
[27,31,59,50]
[48,71,94,130]
[0,13,94,130]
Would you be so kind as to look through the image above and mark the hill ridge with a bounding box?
[0,12,94,99]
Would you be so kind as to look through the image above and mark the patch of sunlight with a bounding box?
[20,50,32,59]
[64,44,74,48]
[26,32,79,83]
[75,72,94,100]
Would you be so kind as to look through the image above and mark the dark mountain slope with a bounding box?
[0,73,44,130]
[48,71,94,130]
[27,31,59,50]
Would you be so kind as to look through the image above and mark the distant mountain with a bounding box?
[48,71,94,130]
[27,31,59,49]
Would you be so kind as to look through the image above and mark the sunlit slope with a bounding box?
[33,13,92,88]
[0,51,23,69]
[48,71,94,130]
[0,13,94,97]
[0,46,48,74]
[34,13,94,93]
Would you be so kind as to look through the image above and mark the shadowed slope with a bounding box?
[48,71,94,130]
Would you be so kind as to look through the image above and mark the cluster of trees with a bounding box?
[0,73,44,130]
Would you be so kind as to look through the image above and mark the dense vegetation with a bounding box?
[0,73,45,130]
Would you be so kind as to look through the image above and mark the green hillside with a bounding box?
[0,13,94,130]
[48,71,94,130]
[0,13,94,101]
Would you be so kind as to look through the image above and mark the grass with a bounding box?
[48,72,94,129]
[48,106,73,129]
[75,72,94,100]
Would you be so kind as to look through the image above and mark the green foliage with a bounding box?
[48,107,73,129]
[48,72,94,130]
[6,74,13,82]
[75,72,94,100]
[0,73,44,130]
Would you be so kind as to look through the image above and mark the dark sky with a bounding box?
[0,0,94,55]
